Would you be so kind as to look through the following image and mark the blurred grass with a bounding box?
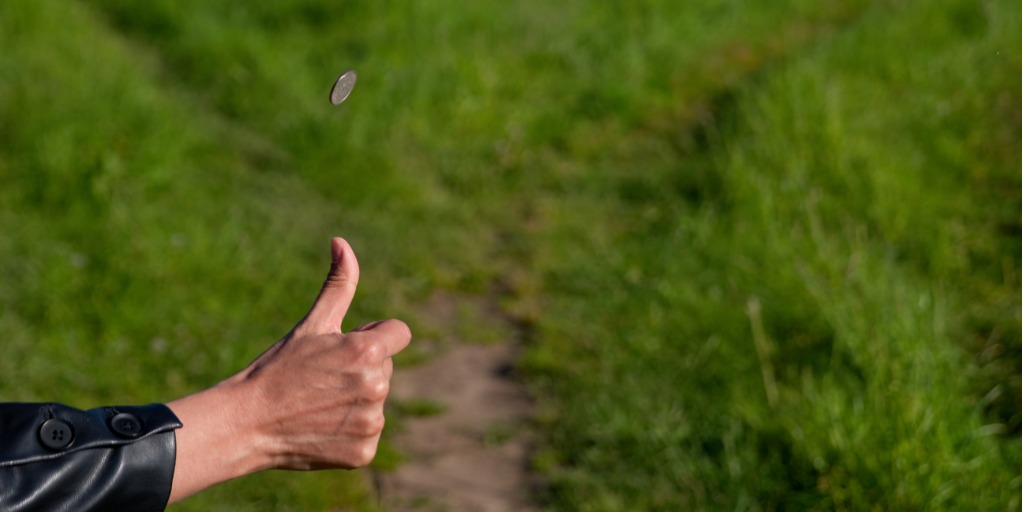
[0,0,1019,510]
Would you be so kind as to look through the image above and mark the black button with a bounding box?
[110,413,143,438]
[39,419,74,450]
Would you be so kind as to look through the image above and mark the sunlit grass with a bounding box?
[0,0,1018,510]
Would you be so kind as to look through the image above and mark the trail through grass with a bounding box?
[0,0,1019,510]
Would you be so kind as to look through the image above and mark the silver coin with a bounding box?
[329,69,358,105]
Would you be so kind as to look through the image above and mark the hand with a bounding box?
[167,238,411,501]
[229,237,411,470]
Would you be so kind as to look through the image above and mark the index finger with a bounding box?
[358,319,412,358]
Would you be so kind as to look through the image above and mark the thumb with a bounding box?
[300,237,360,334]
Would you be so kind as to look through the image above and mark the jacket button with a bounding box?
[39,419,74,450]
[110,413,143,438]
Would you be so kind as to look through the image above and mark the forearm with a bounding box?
[166,381,271,503]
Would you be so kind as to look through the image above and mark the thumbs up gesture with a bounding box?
[167,238,412,501]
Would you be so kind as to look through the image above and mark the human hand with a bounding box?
[228,237,411,470]
[167,238,411,501]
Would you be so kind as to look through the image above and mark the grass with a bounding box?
[0,0,1019,510]
[523,1,1021,509]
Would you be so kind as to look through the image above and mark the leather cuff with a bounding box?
[0,402,182,512]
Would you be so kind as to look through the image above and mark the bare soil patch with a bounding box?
[375,295,538,511]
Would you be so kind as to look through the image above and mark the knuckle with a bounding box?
[367,379,390,402]
[346,335,371,352]
[357,340,386,361]
[357,371,389,401]
[355,411,386,436]
[353,442,378,467]
[371,413,387,433]
[348,335,385,361]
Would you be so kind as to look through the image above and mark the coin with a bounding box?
[330,69,358,105]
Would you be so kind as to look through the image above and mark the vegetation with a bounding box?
[0,0,1018,510]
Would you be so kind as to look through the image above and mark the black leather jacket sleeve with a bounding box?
[0,402,182,512]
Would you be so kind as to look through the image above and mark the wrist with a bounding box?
[166,379,272,502]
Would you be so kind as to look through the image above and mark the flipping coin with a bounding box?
[329,69,358,105]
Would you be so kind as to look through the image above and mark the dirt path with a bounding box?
[375,311,538,511]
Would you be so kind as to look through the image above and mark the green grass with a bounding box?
[523,1,1021,509]
[0,0,1018,510]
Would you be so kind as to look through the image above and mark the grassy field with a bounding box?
[0,0,1019,510]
